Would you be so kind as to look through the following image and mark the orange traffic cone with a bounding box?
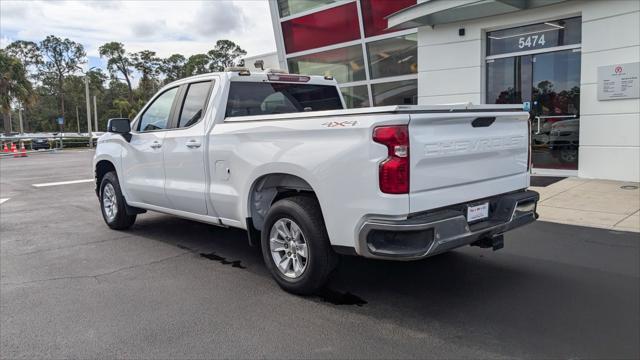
[12,144,19,158]
[20,144,27,157]
[2,143,8,153]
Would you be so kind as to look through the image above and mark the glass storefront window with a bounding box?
[287,45,366,83]
[366,33,417,79]
[340,85,370,108]
[277,0,337,18]
[281,2,360,54]
[360,0,416,37]
[486,57,531,104]
[487,17,581,56]
[372,79,417,106]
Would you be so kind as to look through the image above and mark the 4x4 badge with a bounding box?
[322,121,358,128]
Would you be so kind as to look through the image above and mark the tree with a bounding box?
[184,54,210,76]
[159,54,186,83]
[0,35,249,133]
[99,42,134,102]
[4,40,42,131]
[131,50,160,100]
[39,35,86,120]
[207,40,247,72]
[0,51,34,135]
[4,40,42,77]
[112,98,130,118]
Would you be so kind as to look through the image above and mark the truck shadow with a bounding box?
[129,213,638,358]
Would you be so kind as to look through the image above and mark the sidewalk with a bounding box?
[530,178,640,233]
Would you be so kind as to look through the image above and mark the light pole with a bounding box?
[18,106,24,134]
[76,106,80,134]
[93,95,98,132]
[84,74,92,148]
[82,67,97,148]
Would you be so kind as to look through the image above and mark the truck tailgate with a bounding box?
[408,112,530,213]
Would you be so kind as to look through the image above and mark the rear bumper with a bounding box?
[356,190,539,260]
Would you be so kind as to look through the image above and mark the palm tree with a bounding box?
[0,50,34,135]
[112,98,130,118]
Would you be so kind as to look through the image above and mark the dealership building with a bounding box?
[265,0,639,182]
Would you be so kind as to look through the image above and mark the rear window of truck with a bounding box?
[225,82,343,118]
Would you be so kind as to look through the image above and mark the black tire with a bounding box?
[100,171,136,230]
[261,195,337,295]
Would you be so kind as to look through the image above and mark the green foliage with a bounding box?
[4,41,42,76]
[184,54,210,76]
[99,42,134,102]
[0,50,35,134]
[1,36,247,134]
[160,54,186,84]
[208,40,247,72]
[131,50,161,100]
[38,35,86,118]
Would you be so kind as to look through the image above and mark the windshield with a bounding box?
[225,82,343,118]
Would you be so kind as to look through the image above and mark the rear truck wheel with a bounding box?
[100,171,136,230]
[261,196,337,295]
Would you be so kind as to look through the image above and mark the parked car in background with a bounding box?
[549,118,580,164]
[31,138,50,150]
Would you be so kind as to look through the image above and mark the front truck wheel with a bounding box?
[100,171,137,230]
[261,196,337,295]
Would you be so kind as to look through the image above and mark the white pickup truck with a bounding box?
[94,69,539,294]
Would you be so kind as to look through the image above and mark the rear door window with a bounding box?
[225,82,343,118]
[177,81,213,128]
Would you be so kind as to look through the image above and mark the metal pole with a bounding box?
[93,95,98,132]
[18,107,24,134]
[84,75,92,148]
[76,106,80,134]
[8,111,12,133]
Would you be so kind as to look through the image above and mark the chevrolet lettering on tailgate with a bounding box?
[424,135,525,157]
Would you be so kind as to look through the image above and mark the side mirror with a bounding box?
[107,118,131,142]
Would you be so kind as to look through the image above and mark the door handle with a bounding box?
[150,141,162,149]
[535,117,541,135]
[186,139,201,149]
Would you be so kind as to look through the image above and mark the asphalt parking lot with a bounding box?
[1,150,639,359]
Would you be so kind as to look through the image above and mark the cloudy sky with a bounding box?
[0,0,277,71]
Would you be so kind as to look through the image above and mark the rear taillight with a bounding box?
[373,125,409,194]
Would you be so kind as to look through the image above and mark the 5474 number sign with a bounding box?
[518,34,546,49]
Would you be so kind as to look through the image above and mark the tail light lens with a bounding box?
[373,125,409,194]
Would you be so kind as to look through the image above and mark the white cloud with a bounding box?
[0,0,276,60]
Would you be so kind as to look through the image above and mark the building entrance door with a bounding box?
[530,49,581,170]
[486,17,582,173]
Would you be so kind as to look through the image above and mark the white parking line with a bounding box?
[32,179,94,187]
[0,198,9,204]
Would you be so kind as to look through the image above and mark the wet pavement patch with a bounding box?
[200,252,247,269]
[316,287,367,306]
